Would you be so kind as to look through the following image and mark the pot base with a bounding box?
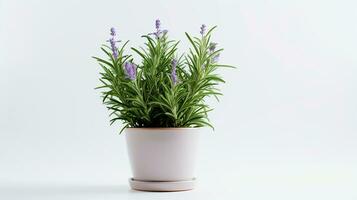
[129,178,196,192]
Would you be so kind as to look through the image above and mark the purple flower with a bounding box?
[110,27,116,36]
[124,62,136,80]
[171,59,178,85]
[208,42,219,63]
[107,27,121,59]
[200,24,206,36]
[108,38,118,59]
[209,42,217,52]
[149,19,168,39]
[212,54,220,63]
[155,19,161,30]
[153,32,160,39]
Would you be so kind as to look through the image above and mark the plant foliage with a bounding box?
[93,21,234,133]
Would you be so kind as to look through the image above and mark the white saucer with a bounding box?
[129,178,196,192]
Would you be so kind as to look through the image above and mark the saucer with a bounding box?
[129,178,196,192]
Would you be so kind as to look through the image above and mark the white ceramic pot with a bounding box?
[125,128,201,191]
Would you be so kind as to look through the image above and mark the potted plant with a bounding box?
[94,20,233,191]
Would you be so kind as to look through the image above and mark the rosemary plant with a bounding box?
[94,20,233,133]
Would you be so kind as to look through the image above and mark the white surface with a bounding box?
[1,0,357,199]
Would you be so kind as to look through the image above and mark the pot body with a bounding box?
[125,128,200,181]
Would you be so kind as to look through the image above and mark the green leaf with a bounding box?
[94,24,234,131]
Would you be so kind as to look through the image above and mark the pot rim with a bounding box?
[125,127,202,130]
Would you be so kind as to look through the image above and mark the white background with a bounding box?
[1,0,357,199]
